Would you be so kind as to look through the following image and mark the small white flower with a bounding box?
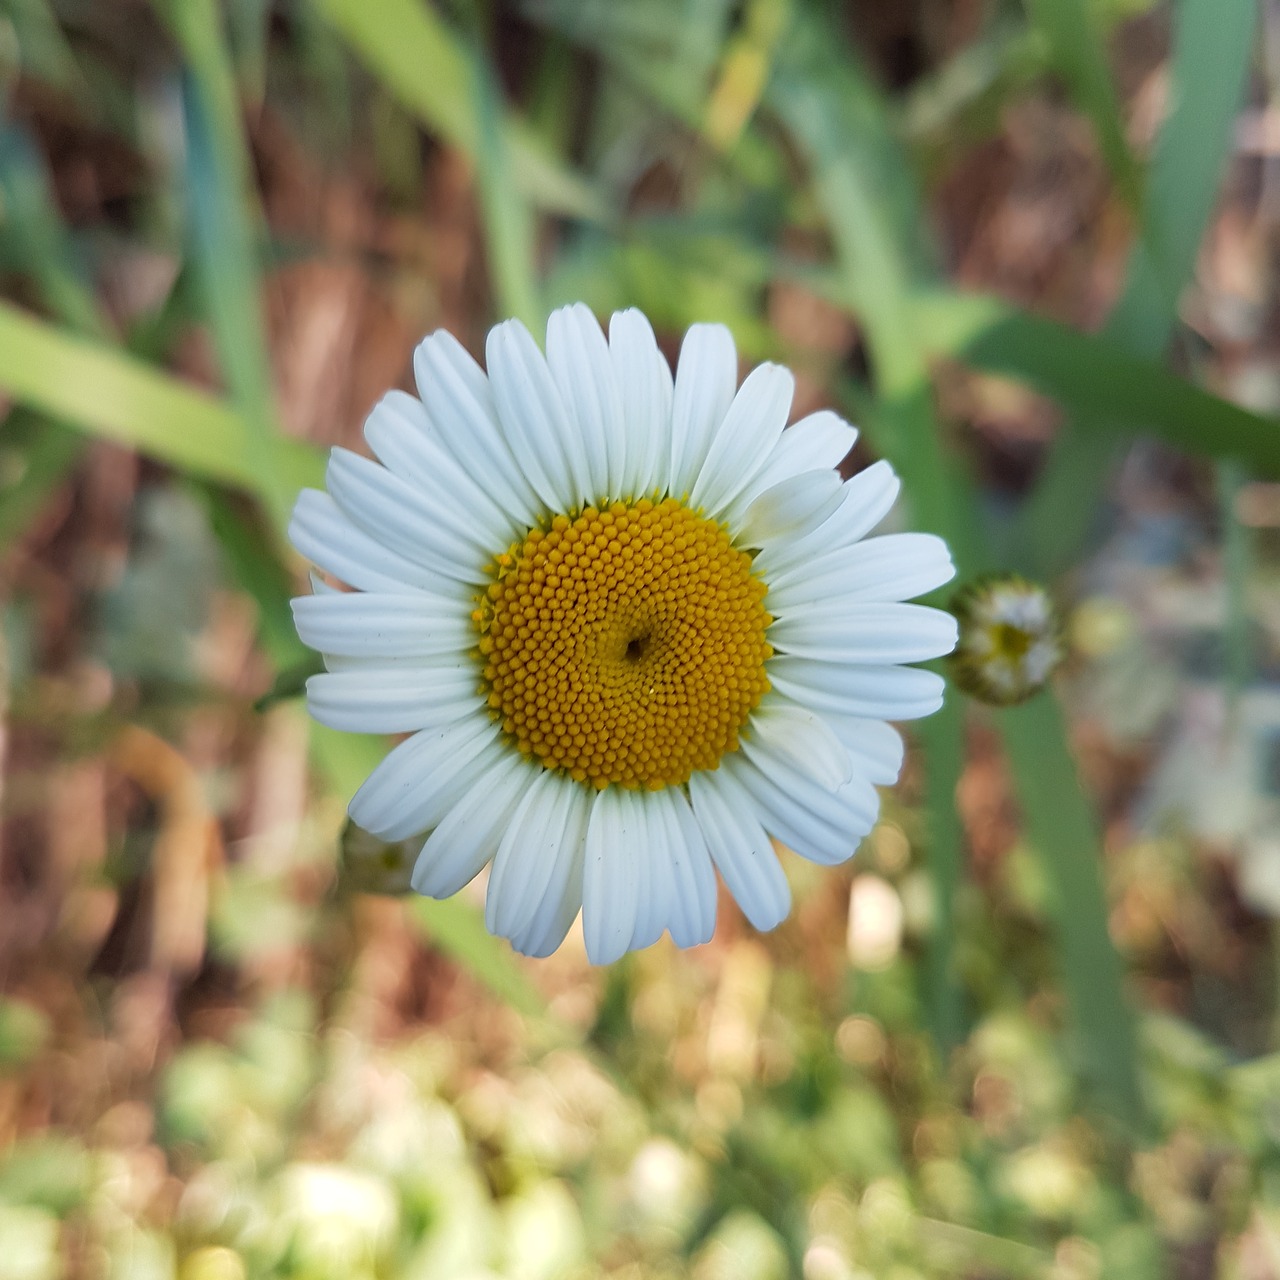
[949,575,1063,705]
[290,305,957,962]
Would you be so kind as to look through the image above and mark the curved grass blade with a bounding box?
[914,289,1280,476]
[0,300,322,493]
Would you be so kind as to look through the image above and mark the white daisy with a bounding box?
[949,575,1063,706]
[290,304,958,963]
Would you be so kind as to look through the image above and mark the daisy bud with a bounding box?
[948,575,1064,706]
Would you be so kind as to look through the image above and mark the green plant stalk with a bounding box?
[469,40,543,332]
[1218,459,1252,711]
[999,695,1146,1125]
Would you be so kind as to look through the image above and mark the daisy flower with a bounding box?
[949,575,1063,706]
[290,305,957,962]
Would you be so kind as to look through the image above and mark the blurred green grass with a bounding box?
[1,0,1278,1276]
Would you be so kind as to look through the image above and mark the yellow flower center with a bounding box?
[474,497,772,790]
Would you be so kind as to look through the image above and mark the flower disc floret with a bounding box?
[476,497,772,789]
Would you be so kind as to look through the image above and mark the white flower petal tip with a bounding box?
[287,305,956,962]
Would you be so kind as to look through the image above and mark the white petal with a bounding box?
[721,410,855,531]
[667,323,737,498]
[767,656,946,721]
[546,303,617,503]
[767,533,956,609]
[770,409,858,475]
[411,753,536,898]
[321,651,464,674]
[349,718,501,841]
[628,794,669,952]
[486,319,583,512]
[581,788,640,965]
[290,489,447,594]
[326,448,488,584]
[363,391,517,549]
[291,592,472,658]
[509,783,590,958]
[688,770,790,932]
[609,309,673,499]
[755,460,901,578]
[690,362,793,517]
[731,742,878,865]
[651,788,717,949]
[486,770,583,941]
[305,667,483,734]
[749,701,852,790]
[768,602,959,665]
[735,470,844,547]
[822,715,905,786]
[413,329,542,528]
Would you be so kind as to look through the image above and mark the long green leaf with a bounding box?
[1000,695,1146,1126]
[914,289,1280,476]
[0,300,322,493]
[155,0,294,535]
[1017,0,1259,572]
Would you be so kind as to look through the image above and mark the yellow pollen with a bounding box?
[475,497,772,789]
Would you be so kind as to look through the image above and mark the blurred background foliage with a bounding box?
[2,0,1280,1276]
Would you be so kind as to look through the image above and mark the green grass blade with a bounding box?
[999,695,1146,1128]
[154,0,293,534]
[913,289,1280,476]
[1024,0,1142,208]
[1016,0,1259,573]
[313,0,606,221]
[916,697,968,1050]
[0,122,106,552]
[1116,0,1258,337]
[469,40,542,330]
[0,301,322,493]
[411,899,546,1018]
[0,125,106,337]
[2,0,87,97]
[1218,459,1252,708]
